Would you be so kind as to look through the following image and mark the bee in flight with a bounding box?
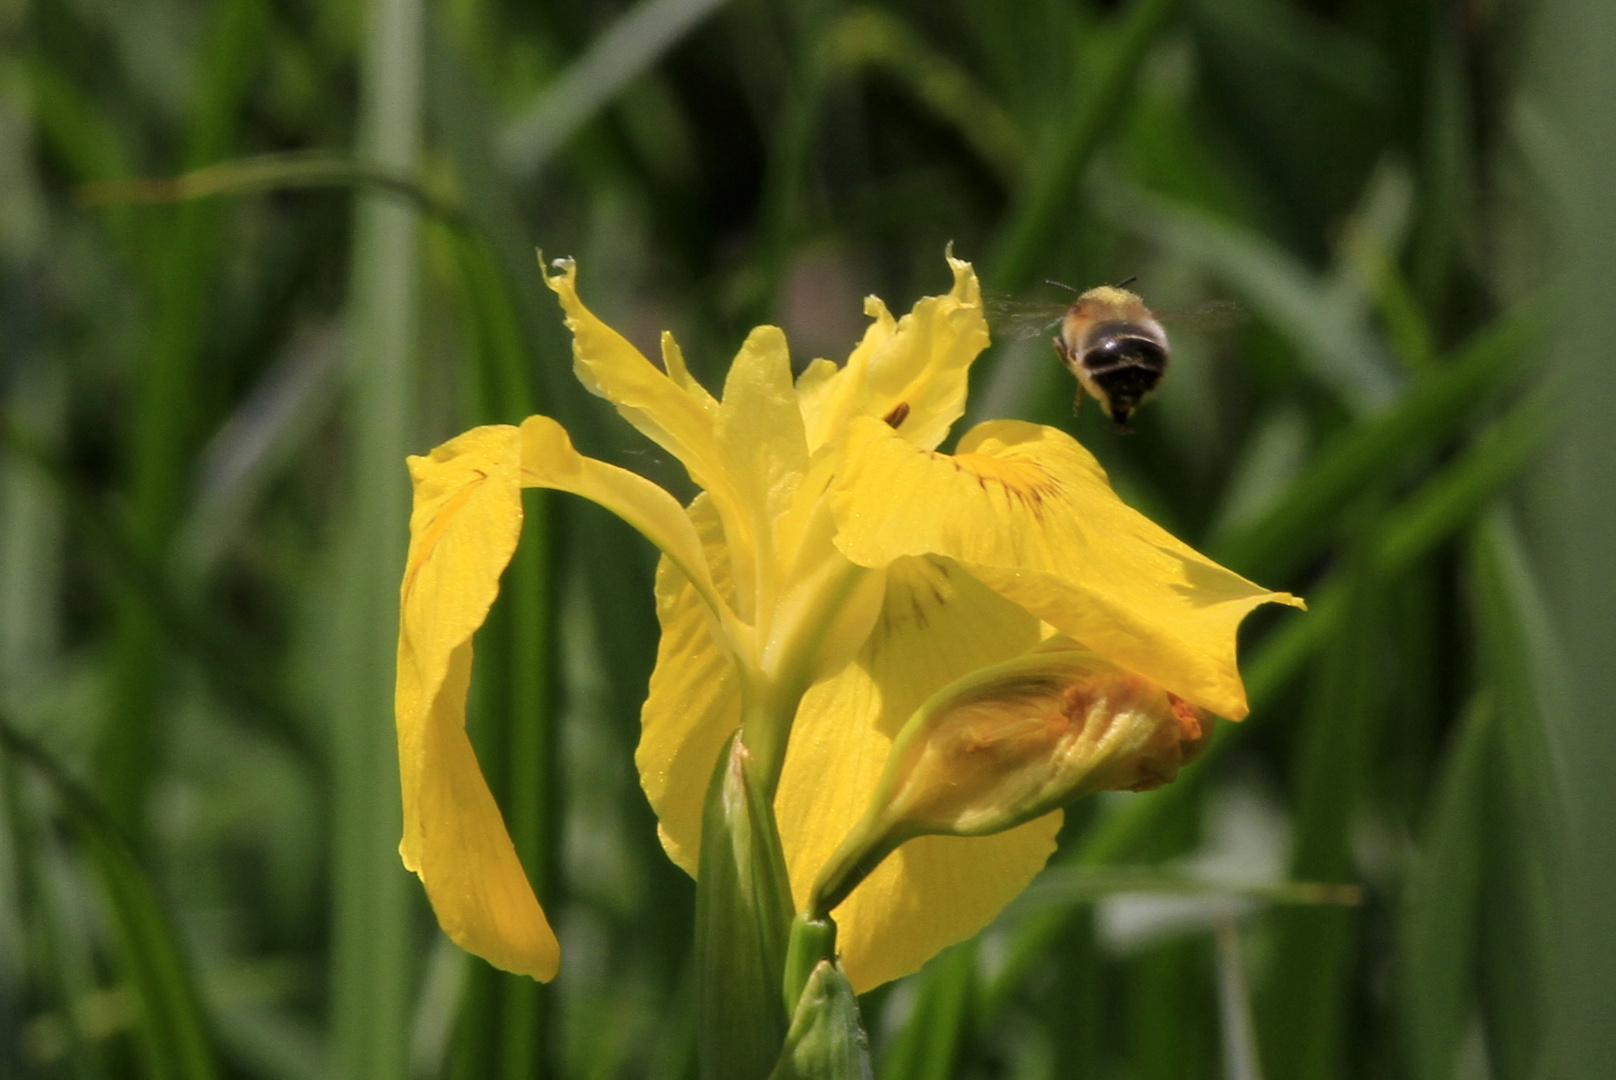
[1048,278,1168,431]
[994,279,1240,432]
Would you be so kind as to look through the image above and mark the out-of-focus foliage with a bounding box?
[0,0,1592,1077]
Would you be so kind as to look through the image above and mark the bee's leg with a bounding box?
[1054,336,1084,417]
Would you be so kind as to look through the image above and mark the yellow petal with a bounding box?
[829,418,1303,720]
[636,495,743,875]
[542,258,717,460]
[518,415,737,648]
[396,425,559,980]
[775,556,1061,993]
[542,258,756,579]
[659,331,718,410]
[797,297,897,455]
[795,253,988,454]
[714,325,810,617]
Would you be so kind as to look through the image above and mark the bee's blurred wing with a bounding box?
[985,292,1066,340]
[1159,299,1248,332]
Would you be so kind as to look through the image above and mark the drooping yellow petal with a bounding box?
[795,253,988,454]
[517,415,737,650]
[775,556,1062,993]
[637,495,742,875]
[396,425,559,980]
[829,417,1303,720]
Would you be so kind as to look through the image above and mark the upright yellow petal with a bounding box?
[714,325,810,618]
[863,252,988,451]
[775,556,1061,993]
[397,425,559,980]
[829,418,1303,720]
[797,297,897,455]
[637,495,742,875]
[542,258,756,578]
[795,253,988,454]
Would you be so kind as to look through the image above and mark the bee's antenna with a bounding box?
[1044,279,1078,293]
[1113,275,1138,289]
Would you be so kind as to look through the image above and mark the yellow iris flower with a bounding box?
[394,252,1300,991]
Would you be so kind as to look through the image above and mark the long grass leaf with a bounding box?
[426,36,593,433]
[1094,175,1401,413]
[1012,868,1362,911]
[1465,517,1560,1080]
[0,714,218,1080]
[875,944,974,1080]
[442,224,555,1080]
[1399,695,1490,1080]
[101,0,271,829]
[1213,915,1263,1080]
[1374,388,1550,571]
[1255,499,1385,1080]
[0,410,320,766]
[326,0,427,1075]
[987,0,1185,292]
[76,151,471,227]
[499,0,733,178]
[1213,301,1543,579]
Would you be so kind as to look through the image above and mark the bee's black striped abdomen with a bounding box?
[1080,329,1168,425]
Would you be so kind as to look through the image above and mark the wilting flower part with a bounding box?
[393,250,1300,991]
[807,639,1213,918]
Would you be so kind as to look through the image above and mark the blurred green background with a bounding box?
[0,0,1610,1077]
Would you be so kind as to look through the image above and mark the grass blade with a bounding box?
[1213,301,1543,579]
[77,151,471,226]
[1254,501,1385,1080]
[987,0,1186,292]
[1399,695,1490,1080]
[875,944,974,1080]
[442,224,556,1079]
[101,0,271,830]
[0,714,218,1080]
[326,0,427,1076]
[1464,517,1560,1080]
[1213,915,1263,1080]
[500,0,733,178]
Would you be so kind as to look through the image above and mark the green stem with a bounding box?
[782,914,838,1016]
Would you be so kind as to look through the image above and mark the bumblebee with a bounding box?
[1051,281,1169,431]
